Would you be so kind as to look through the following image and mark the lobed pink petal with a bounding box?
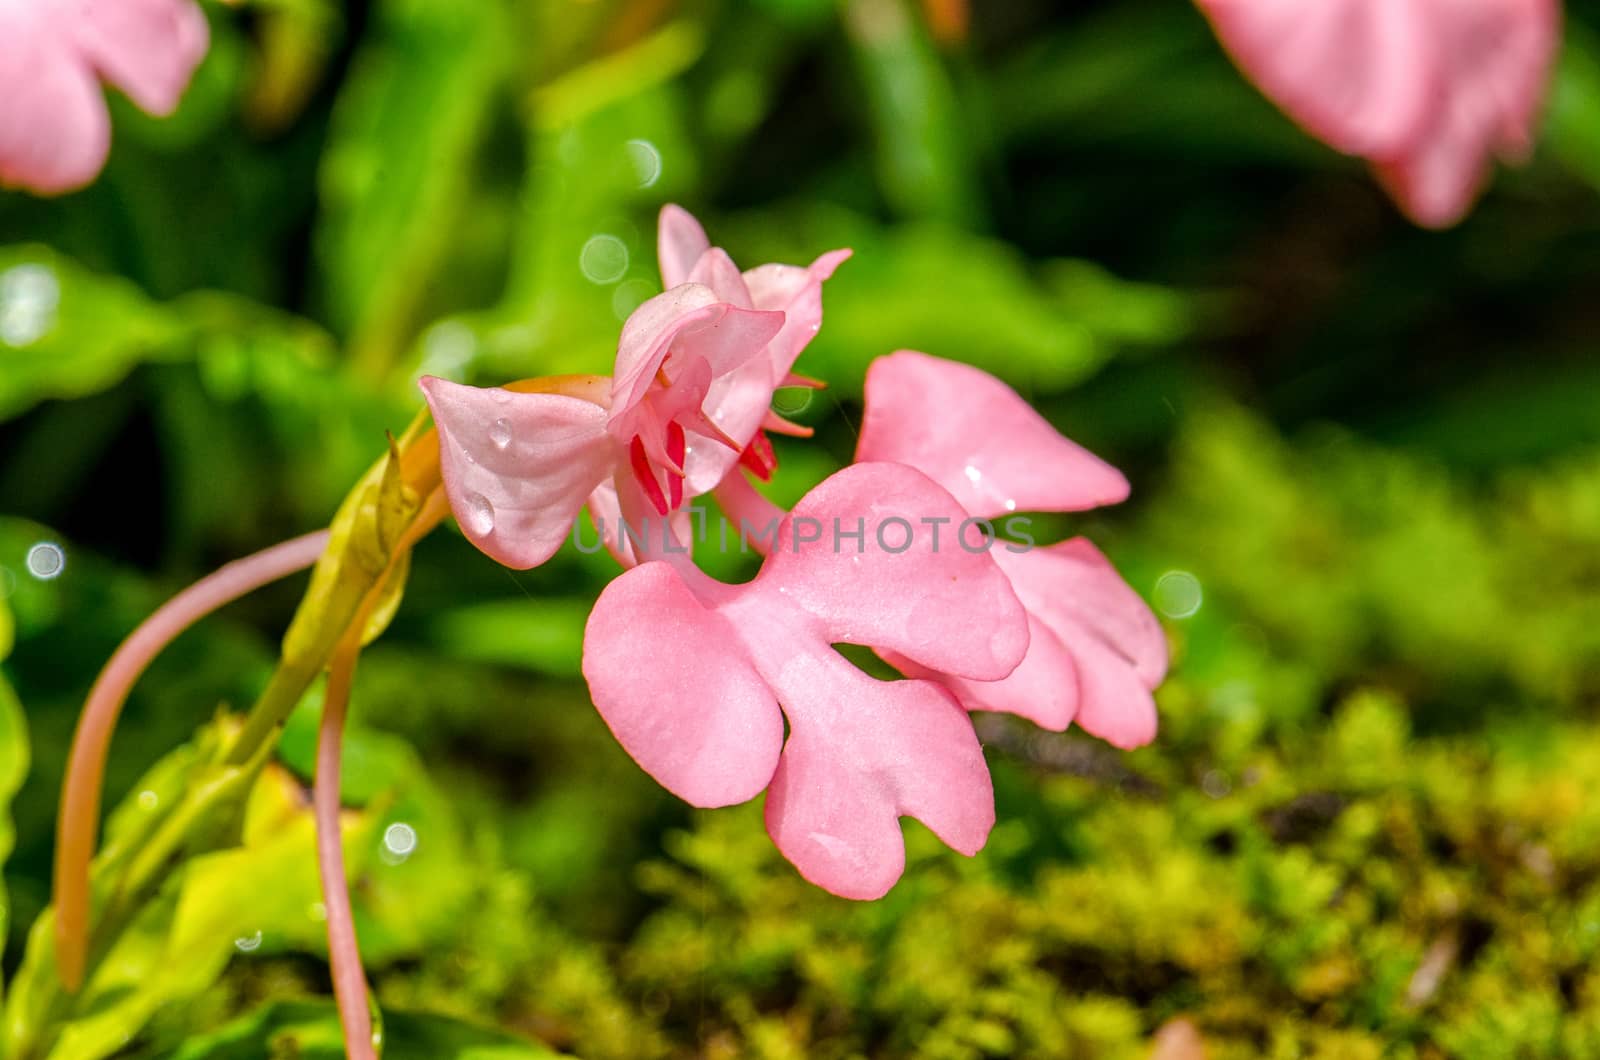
[762,661,993,899]
[887,540,1165,744]
[583,563,784,806]
[657,204,711,289]
[995,540,1165,746]
[0,8,112,194]
[758,462,1030,681]
[884,609,1080,731]
[999,540,1167,688]
[857,351,1129,519]
[74,0,210,117]
[1065,627,1160,750]
[420,377,614,570]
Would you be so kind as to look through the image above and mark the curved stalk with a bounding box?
[315,634,377,1060]
[53,530,331,991]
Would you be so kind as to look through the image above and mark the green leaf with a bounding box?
[158,999,562,1059]
[0,246,184,422]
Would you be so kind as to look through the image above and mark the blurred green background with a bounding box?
[3,0,1600,1056]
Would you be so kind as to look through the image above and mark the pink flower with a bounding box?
[856,351,1167,749]
[0,0,210,195]
[421,207,848,569]
[1194,0,1560,227]
[582,462,1029,897]
[654,205,852,492]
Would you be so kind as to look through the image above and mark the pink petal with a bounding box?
[885,610,1080,731]
[889,540,1165,744]
[687,247,753,308]
[997,541,1164,746]
[610,284,724,413]
[758,462,1029,681]
[741,248,853,382]
[657,204,711,289]
[420,377,614,570]
[75,0,209,116]
[1372,0,1559,227]
[1066,627,1160,750]
[585,475,695,567]
[609,286,783,425]
[1197,0,1558,228]
[763,667,993,899]
[857,351,1129,519]
[1371,134,1493,230]
[1194,0,1437,158]
[678,249,851,496]
[1000,540,1167,688]
[583,563,784,806]
[0,9,111,194]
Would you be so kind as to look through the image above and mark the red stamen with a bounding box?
[739,431,778,482]
[630,435,670,515]
[666,421,686,472]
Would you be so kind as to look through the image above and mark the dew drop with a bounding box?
[461,491,496,536]
[234,930,263,953]
[489,417,512,450]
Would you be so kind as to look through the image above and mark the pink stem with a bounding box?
[54,529,331,991]
[315,641,377,1060]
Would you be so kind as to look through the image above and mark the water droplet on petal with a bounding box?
[489,418,512,450]
[461,492,496,536]
[963,464,983,486]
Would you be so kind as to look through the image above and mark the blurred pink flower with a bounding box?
[0,0,209,195]
[1194,0,1560,227]
[422,206,847,569]
[856,351,1167,749]
[582,462,1028,897]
